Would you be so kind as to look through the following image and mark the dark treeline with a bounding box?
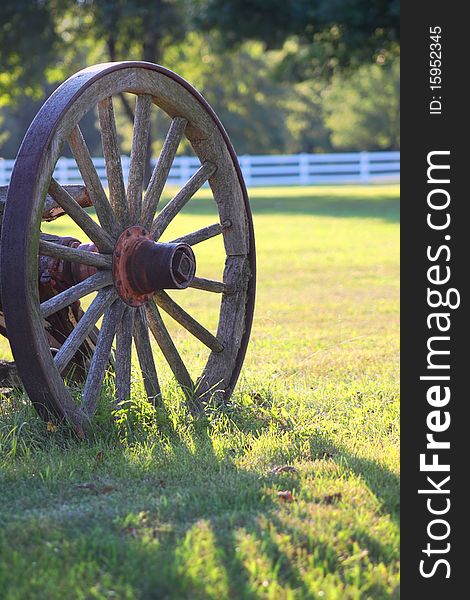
[0,0,399,157]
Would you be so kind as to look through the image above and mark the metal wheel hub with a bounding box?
[113,226,196,307]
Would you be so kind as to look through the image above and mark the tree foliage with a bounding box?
[323,59,400,150]
[194,0,400,79]
[0,1,60,105]
[0,1,400,157]
[77,0,186,63]
[164,35,293,154]
[0,0,188,107]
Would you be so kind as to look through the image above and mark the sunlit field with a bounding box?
[0,184,399,599]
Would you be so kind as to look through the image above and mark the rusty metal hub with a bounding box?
[113,226,196,307]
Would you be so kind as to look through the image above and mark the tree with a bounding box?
[74,0,189,178]
[163,34,295,154]
[1,0,188,167]
[0,1,60,105]
[1,1,400,158]
[0,0,187,103]
[77,0,186,118]
[322,59,400,150]
[194,0,400,80]
[282,80,332,153]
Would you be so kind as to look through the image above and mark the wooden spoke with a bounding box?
[45,185,92,221]
[39,239,112,269]
[151,161,217,241]
[48,179,115,252]
[146,300,202,413]
[2,63,256,433]
[196,257,251,400]
[189,276,227,294]
[54,287,117,374]
[127,94,153,223]
[98,97,129,226]
[133,307,161,404]
[68,125,121,237]
[154,290,223,353]
[115,305,135,406]
[40,270,113,318]
[170,222,223,246]
[141,116,187,228]
[82,299,125,415]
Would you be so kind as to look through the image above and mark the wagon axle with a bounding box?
[40,228,197,308]
[113,226,196,307]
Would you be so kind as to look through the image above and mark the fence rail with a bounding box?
[0,151,400,188]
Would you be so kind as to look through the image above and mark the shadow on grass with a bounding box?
[333,448,400,521]
[168,190,400,223]
[160,424,399,596]
[0,408,399,597]
[83,189,400,225]
[247,195,399,223]
[129,424,398,595]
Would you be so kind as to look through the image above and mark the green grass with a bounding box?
[0,185,399,599]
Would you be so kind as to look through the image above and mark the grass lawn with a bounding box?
[0,184,399,599]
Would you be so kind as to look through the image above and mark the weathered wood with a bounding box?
[48,179,115,252]
[39,239,112,269]
[68,125,121,238]
[170,222,223,246]
[146,300,202,414]
[1,185,92,224]
[141,116,187,228]
[1,271,104,389]
[132,69,216,140]
[189,276,227,294]
[115,305,134,405]
[40,270,114,318]
[1,63,255,430]
[127,94,152,224]
[154,290,223,353]
[191,130,249,255]
[197,256,251,401]
[98,96,129,226]
[0,360,21,387]
[82,299,125,415]
[39,232,70,244]
[151,161,217,240]
[133,306,161,404]
[54,287,117,374]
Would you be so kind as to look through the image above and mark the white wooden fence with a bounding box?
[0,151,399,188]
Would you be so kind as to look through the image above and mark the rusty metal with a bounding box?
[36,235,100,382]
[69,242,99,284]
[1,61,255,427]
[1,247,99,386]
[113,226,196,307]
[39,236,99,291]
[42,186,92,222]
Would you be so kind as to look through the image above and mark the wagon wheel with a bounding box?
[0,62,256,432]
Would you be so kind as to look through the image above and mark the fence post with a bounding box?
[360,151,370,183]
[180,155,191,184]
[299,153,309,185]
[120,155,130,186]
[240,155,252,187]
[0,158,6,186]
[54,157,69,184]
